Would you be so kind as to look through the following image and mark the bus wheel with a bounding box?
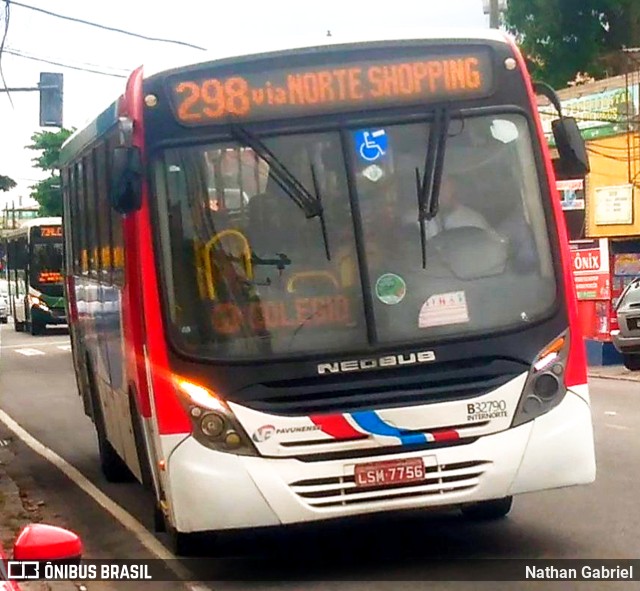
[167,527,205,557]
[30,320,46,336]
[154,503,166,533]
[461,496,513,520]
[88,363,133,483]
[14,320,25,332]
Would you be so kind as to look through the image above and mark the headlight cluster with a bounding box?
[173,378,256,456]
[512,332,570,428]
[29,294,50,312]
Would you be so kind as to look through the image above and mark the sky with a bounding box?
[0,0,490,209]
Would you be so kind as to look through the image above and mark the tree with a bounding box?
[26,128,74,216]
[505,0,640,88]
[0,174,16,192]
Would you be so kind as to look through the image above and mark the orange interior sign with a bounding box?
[170,48,493,124]
[211,295,352,335]
[38,271,62,283]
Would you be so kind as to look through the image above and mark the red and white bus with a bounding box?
[60,30,595,554]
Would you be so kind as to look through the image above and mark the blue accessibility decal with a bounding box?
[354,128,388,162]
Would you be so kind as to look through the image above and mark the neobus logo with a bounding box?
[317,351,436,375]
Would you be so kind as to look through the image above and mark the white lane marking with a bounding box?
[0,340,70,350]
[57,344,72,351]
[0,408,212,590]
[605,423,631,431]
[14,348,46,356]
[604,411,618,416]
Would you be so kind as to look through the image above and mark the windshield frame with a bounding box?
[147,104,566,365]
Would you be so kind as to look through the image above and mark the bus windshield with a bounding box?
[30,241,64,291]
[154,112,556,359]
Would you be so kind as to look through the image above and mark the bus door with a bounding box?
[7,237,28,327]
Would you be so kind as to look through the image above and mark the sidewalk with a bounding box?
[0,440,81,591]
[588,365,640,382]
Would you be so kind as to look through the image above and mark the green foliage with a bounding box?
[0,174,16,192]
[30,176,63,217]
[26,129,74,171]
[25,128,74,216]
[505,0,640,88]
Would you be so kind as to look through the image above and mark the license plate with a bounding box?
[354,457,425,488]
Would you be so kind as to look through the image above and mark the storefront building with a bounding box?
[539,74,640,365]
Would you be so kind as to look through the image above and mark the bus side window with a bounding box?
[84,153,99,278]
[69,166,80,275]
[95,144,113,284]
[108,135,125,287]
[76,160,89,275]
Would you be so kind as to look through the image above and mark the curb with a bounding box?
[587,371,640,383]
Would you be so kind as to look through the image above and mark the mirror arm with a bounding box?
[533,81,563,118]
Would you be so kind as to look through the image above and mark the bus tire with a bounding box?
[87,358,133,483]
[167,526,204,557]
[154,503,166,533]
[30,320,45,336]
[129,390,154,491]
[461,496,513,520]
[14,320,25,332]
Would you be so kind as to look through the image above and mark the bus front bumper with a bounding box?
[165,389,595,534]
[32,306,67,326]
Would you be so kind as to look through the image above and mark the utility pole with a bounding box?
[483,0,507,29]
[490,0,500,28]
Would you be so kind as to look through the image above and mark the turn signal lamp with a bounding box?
[174,378,226,412]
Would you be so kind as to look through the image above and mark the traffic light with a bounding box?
[39,72,63,128]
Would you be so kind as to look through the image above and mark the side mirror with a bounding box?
[552,117,590,177]
[110,146,143,214]
[13,523,83,562]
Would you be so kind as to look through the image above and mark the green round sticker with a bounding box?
[375,273,406,305]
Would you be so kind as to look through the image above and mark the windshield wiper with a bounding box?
[230,124,330,261]
[230,125,321,218]
[415,108,450,268]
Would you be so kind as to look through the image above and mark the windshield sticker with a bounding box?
[419,291,470,327]
[354,129,388,162]
[375,273,407,305]
[362,164,385,182]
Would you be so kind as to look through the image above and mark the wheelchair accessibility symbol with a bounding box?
[354,129,388,162]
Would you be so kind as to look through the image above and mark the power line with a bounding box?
[0,1,13,106]
[6,46,130,75]
[3,48,128,78]
[7,46,131,74]
[5,0,207,51]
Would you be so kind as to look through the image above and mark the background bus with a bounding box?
[60,30,594,554]
[3,217,67,335]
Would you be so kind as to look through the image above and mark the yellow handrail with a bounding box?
[203,230,253,301]
[286,271,339,293]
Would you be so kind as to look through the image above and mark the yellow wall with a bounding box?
[585,132,640,238]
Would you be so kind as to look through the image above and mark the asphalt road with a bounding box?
[0,321,638,589]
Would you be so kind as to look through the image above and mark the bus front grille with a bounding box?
[288,460,490,508]
[235,358,527,415]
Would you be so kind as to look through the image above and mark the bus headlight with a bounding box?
[173,377,257,456]
[29,294,50,312]
[512,332,570,427]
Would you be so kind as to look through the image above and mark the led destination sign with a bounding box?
[39,226,63,238]
[169,48,494,124]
